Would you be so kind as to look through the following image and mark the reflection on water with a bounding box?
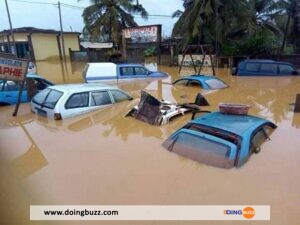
[0,60,300,225]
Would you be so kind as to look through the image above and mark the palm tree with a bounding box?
[82,0,148,45]
[273,0,299,56]
[172,0,224,48]
[172,0,282,53]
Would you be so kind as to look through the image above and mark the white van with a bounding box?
[83,63,168,83]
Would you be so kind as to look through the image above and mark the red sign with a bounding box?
[0,53,28,81]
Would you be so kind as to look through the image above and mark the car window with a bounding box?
[32,88,51,105]
[43,90,63,109]
[90,91,112,106]
[250,127,271,153]
[187,80,201,87]
[120,67,134,76]
[110,90,131,103]
[170,132,233,168]
[3,81,21,91]
[174,79,189,86]
[205,79,227,89]
[83,64,89,78]
[260,63,278,74]
[279,64,295,74]
[246,63,260,72]
[0,81,8,91]
[134,67,148,75]
[31,78,51,90]
[66,92,89,109]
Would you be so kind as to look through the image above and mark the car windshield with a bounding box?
[33,88,63,109]
[205,79,228,89]
[167,132,233,168]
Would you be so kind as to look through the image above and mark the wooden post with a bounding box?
[294,94,300,113]
[58,1,66,61]
[12,78,26,116]
[122,35,127,63]
[4,0,17,56]
[156,25,162,65]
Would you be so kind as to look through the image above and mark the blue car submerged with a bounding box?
[162,112,276,168]
[173,75,228,90]
[233,59,299,76]
[84,63,168,83]
[0,74,53,106]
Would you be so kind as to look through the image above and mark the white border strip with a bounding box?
[30,205,270,221]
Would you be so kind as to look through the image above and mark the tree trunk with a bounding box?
[278,14,291,60]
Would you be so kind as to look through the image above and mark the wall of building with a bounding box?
[0,33,28,42]
[31,33,60,61]
[59,34,80,57]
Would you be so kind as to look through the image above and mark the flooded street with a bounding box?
[1,60,300,225]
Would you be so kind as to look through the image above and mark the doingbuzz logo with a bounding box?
[224,207,255,219]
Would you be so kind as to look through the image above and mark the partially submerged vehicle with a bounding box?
[31,84,133,120]
[125,91,209,126]
[0,74,53,106]
[163,111,276,168]
[173,75,228,89]
[232,59,299,76]
[84,63,168,83]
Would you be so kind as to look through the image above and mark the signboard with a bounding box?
[178,54,215,67]
[0,53,28,81]
[123,25,159,43]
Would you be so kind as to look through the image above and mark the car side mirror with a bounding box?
[232,67,237,75]
[253,146,261,154]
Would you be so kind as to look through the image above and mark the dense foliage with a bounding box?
[172,0,300,55]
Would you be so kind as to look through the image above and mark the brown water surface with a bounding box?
[0,60,300,225]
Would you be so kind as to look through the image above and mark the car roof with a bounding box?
[26,74,44,79]
[242,59,294,66]
[47,83,119,93]
[117,63,144,67]
[177,75,219,82]
[189,112,273,136]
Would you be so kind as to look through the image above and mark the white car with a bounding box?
[31,84,133,120]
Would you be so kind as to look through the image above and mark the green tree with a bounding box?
[82,0,148,45]
[273,0,299,55]
[172,0,282,55]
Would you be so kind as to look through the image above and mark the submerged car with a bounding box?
[0,74,53,106]
[31,84,133,120]
[163,112,276,168]
[232,59,299,76]
[173,75,228,90]
[84,62,168,83]
[126,91,210,126]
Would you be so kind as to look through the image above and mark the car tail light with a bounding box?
[54,113,62,120]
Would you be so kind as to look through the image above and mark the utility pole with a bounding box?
[58,1,66,61]
[5,0,17,56]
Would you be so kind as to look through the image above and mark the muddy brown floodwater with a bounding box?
[0,60,300,225]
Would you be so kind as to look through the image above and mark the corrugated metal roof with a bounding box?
[80,42,113,49]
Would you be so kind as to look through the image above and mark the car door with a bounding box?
[279,64,298,75]
[64,92,91,118]
[119,66,135,81]
[0,80,27,105]
[134,66,149,79]
[89,90,113,109]
[258,63,279,76]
